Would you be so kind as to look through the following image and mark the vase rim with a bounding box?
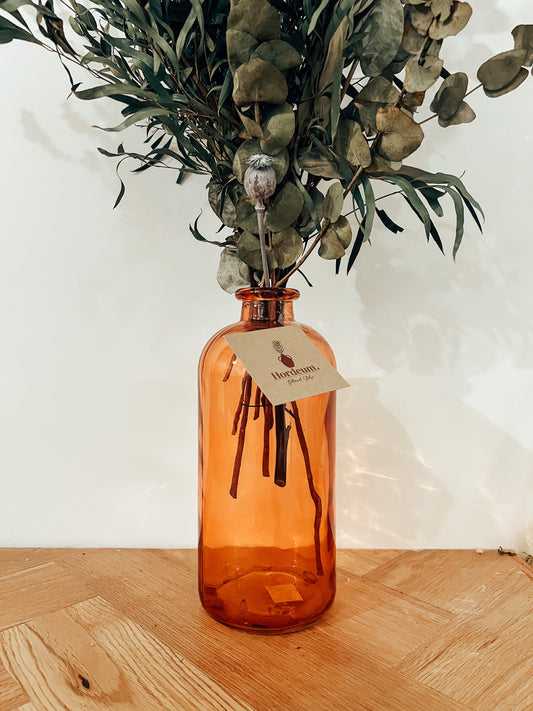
[235,287,300,302]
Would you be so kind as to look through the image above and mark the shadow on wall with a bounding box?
[336,232,533,548]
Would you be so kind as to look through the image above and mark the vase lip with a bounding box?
[235,287,300,302]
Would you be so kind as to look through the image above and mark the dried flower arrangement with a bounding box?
[1,0,531,291]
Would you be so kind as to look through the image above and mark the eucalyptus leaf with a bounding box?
[251,39,301,71]
[333,120,372,168]
[237,230,277,269]
[477,49,527,93]
[265,182,304,232]
[271,227,303,268]
[353,0,404,77]
[323,182,344,223]
[236,195,260,233]
[237,109,263,139]
[408,5,433,36]
[226,29,257,74]
[356,77,400,132]
[228,0,281,42]
[430,72,468,120]
[260,102,295,153]
[376,106,424,161]
[512,24,533,67]
[332,215,352,249]
[429,1,472,40]
[402,20,426,54]
[298,150,344,180]
[217,246,250,292]
[0,15,41,44]
[437,100,475,127]
[318,227,345,260]
[404,55,444,92]
[430,0,453,21]
[483,67,529,98]
[233,57,288,106]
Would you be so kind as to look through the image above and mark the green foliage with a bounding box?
[0,0,530,289]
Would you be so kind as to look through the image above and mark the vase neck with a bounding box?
[236,288,299,324]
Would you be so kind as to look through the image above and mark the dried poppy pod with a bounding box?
[244,154,277,203]
[243,154,277,287]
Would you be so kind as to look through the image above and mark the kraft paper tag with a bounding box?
[224,325,349,407]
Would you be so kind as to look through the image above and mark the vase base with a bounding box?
[201,567,334,633]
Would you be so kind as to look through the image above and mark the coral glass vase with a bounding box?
[198,287,336,632]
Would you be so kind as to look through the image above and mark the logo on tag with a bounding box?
[225,325,349,406]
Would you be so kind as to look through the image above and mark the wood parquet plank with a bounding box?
[1,597,251,711]
[0,563,94,631]
[397,561,533,711]
[54,549,467,711]
[0,550,63,579]
[0,657,29,711]
[363,549,521,614]
[336,549,404,576]
[319,567,455,665]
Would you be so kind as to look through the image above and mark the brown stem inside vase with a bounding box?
[288,401,324,576]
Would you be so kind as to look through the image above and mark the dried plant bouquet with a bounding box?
[1,0,531,291]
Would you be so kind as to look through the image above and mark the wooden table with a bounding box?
[0,548,532,710]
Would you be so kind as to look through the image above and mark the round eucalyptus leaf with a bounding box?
[429,1,472,40]
[233,58,288,106]
[217,246,250,293]
[226,29,258,74]
[298,150,344,179]
[271,227,303,268]
[376,106,424,161]
[323,182,344,223]
[237,230,277,270]
[208,181,241,228]
[477,49,527,93]
[318,227,345,260]
[233,139,289,183]
[354,0,404,77]
[483,66,529,98]
[251,40,301,72]
[409,6,433,36]
[402,91,425,113]
[437,100,475,127]
[236,195,260,233]
[430,0,453,21]
[260,103,295,153]
[512,24,533,67]
[227,0,281,42]
[430,72,468,120]
[402,20,426,53]
[237,109,263,139]
[332,215,352,249]
[356,77,400,133]
[333,120,372,168]
[265,182,304,232]
[298,187,325,237]
[404,55,444,92]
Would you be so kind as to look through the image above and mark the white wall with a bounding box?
[1,1,532,551]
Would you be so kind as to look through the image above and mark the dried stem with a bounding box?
[256,201,271,287]
[229,373,252,499]
[261,394,273,477]
[288,401,324,576]
[274,405,291,487]
[223,353,236,382]
[253,385,262,420]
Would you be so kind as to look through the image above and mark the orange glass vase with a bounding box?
[198,287,336,632]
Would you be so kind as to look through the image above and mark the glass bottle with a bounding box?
[198,287,336,632]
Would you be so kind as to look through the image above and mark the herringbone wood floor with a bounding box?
[1,548,532,710]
